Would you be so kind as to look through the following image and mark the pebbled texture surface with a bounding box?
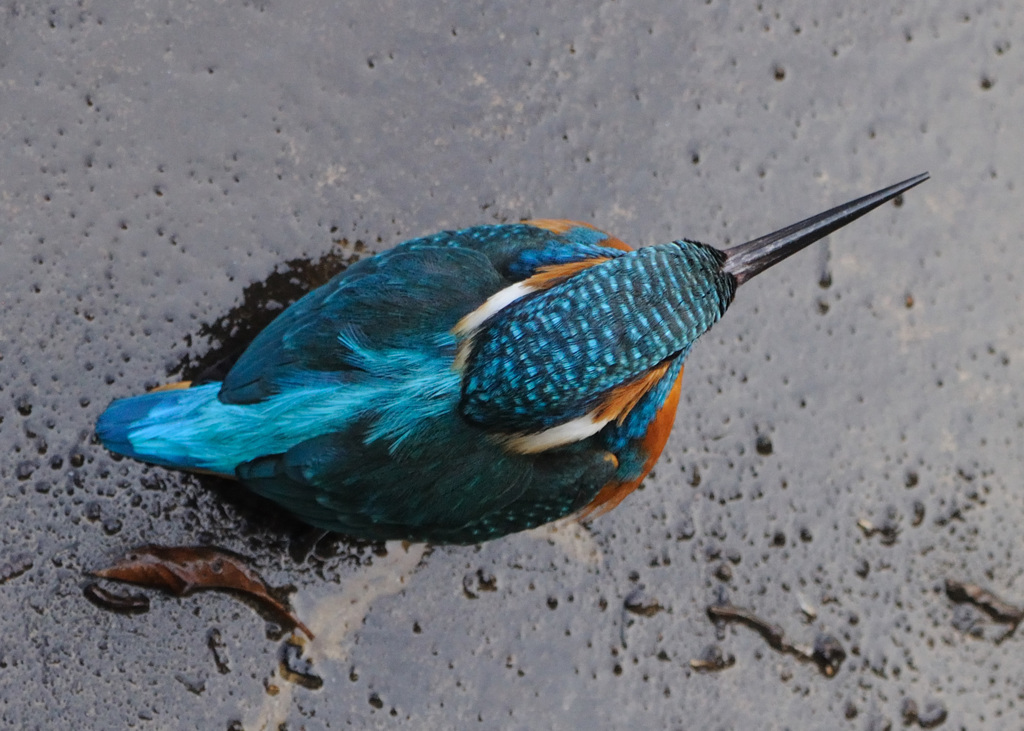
[0,1,1020,728]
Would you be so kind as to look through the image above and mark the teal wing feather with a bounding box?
[220,245,496,404]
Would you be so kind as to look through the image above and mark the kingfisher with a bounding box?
[98,174,928,544]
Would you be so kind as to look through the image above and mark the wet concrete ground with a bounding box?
[1,1,1022,728]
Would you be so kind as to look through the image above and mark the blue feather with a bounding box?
[97,335,462,476]
[96,384,226,472]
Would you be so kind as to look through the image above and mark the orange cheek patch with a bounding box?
[524,218,597,235]
[522,257,613,290]
[592,361,672,426]
[578,365,684,520]
[597,236,633,252]
[148,381,194,393]
[524,219,634,252]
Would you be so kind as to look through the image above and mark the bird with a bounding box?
[97,173,928,544]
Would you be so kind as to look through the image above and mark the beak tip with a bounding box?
[722,173,930,284]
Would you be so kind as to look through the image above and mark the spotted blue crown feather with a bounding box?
[462,241,733,432]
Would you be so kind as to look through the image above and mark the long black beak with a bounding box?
[722,173,929,285]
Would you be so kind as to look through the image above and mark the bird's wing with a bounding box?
[218,245,498,404]
[220,222,629,405]
[236,412,618,543]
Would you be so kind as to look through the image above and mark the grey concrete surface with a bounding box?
[1,1,1020,728]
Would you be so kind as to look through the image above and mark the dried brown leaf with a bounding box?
[93,545,313,638]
